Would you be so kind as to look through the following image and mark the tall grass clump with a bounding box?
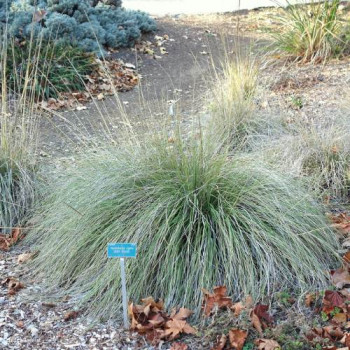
[268,115,350,198]
[0,34,38,233]
[3,39,97,99]
[208,51,283,151]
[273,0,341,63]
[28,129,339,320]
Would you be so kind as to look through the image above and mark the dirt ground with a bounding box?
[38,12,257,156]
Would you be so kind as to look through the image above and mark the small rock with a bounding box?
[27,324,39,337]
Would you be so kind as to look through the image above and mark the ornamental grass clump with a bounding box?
[270,116,350,198]
[28,130,339,320]
[0,39,38,232]
[273,0,341,63]
[3,39,97,99]
[208,52,283,152]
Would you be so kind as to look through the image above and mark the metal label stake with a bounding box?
[107,243,137,329]
[120,257,128,328]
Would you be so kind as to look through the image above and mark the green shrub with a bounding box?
[272,0,341,63]
[3,39,97,99]
[28,132,339,320]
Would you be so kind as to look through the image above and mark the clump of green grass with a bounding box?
[273,0,341,63]
[28,129,339,320]
[209,53,259,150]
[0,35,39,233]
[3,39,96,100]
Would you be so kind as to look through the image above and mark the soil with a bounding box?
[38,12,256,157]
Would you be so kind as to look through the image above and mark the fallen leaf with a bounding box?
[17,252,33,264]
[124,63,136,69]
[251,311,263,336]
[229,328,248,350]
[160,47,168,55]
[202,286,233,316]
[64,311,79,321]
[305,293,316,307]
[341,332,350,347]
[253,304,273,324]
[76,105,87,111]
[3,277,25,295]
[255,338,281,350]
[170,342,188,350]
[16,321,24,328]
[323,290,345,308]
[332,312,347,324]
[231,301,244,317]
[33,9,46,22]
[0,227,23,251]
[163,319,196,340]
[96,93,105,101]
[323,325,344,340]
[331,268,350,289]
[171,308,193,320]
[331,213,350,235]
[343,252,350,264]
[211,334,227,350]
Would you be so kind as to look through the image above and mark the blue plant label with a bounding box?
[107,243,137,258]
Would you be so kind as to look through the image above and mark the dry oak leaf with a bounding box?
[64,311,79,321]
[229,328,248,350]
[343,252,350,265]
[16,321,24,328]
[231,296,253,317]
[323,291,345,309]
[231,301,244,317]
[170,342,188,350]
[331,268,350,289]
[17,252,33,264]
[0,227,23,251]
[332,312,347,324]
[341,332,350,347]
[323,325,344,341]
[0,235,11,251]
[253,304,273,324]
[140,297,164,311]
[163,319,196,340]
[2,277,25,295]
[251,311,263,336]
[308,325,344,343]
[145,329,164,344]
[305,293,317,307]
[211,334,227,350]
[202,286,233,316]
[255,339,281,350]
[331,213,350,235]
[171,307,193,320]
[129,297,167,333]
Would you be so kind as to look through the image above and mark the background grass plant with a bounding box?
[4,39,97,100]
[272,0,342,63]
[208,49,284,153]
[28,127,339,320]
[0,33,39,233]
